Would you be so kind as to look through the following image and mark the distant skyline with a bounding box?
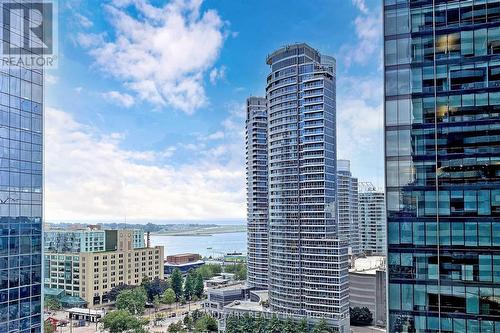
[45,218,245,225]
[46,0,383,220]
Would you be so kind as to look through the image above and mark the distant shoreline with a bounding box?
[151,225,246,236]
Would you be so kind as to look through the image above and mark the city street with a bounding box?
[45,301,203,333]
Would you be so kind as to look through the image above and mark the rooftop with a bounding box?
[224,300,270,313]
[350,256,385,275]
[266,43,319,65]
[164,260,204,267]
[208,282,247,292]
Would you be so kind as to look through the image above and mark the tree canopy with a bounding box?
[171,269,183,300]
[141,276,170,302]
[350,307,373,326]
[194,263,222,280]
[116,287,147,316]
[162,288,176,306]
[101,310,147,333]
[223,263,247,280]
[225,315,333,333]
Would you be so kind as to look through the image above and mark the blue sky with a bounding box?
[45,0,383,220]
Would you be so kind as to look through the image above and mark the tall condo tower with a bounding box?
[246,96,269,290]
[337,159,360,257]
[358,183,386,256]
[266,43,349,331]
[384,1,500,331]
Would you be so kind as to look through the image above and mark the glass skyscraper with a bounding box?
[266,43,349,331]
[384,1,500,332]
[246,96,269,290]
[0,4,44,333]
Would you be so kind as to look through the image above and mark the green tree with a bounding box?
[225,316,240,333]
[183,313,193,330]
[194,314,218,332]
[254,315,267,333]
[283,318,296,333]
[350,307,373,326]
[116,287,147,315]
[297,319,309,333]
[194,273,204,298]
[141,276,170,302]
[168,321,186,333]
[312,318,332,333]
[267,315,284,333]
[162,288,176,308]
[223,263,247,281]
[44,298,61,311]
[195,263,222,280]
[184,274,194,301]
[44,322,56,333]
[191,309,203,322]
[153,295,161,313]
[171,269,183,300]
[108,284,134,302]
[101,310,146,333]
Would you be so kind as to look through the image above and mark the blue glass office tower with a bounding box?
[0,5,44,333]
[384,1,500,332]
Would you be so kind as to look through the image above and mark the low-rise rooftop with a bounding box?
[350,256,385,275]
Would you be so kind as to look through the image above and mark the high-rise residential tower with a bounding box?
[0,7,44,333]
[266,43,349,331]
[246,96,269,290]
[358,183,386,256]
[384,1,500,332]
[337,159,360,257]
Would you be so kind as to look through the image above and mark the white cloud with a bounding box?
[338,2,382,69]
[205,131,225,140]
[75,32,105,48]
[45,107,245,220]
[45,74,58,85]
[351,0,368,14]
[75,13,93,28]
[209,66,226,85]
[337,74,384,185]
[77,0,227,114]
[102,91,135,108]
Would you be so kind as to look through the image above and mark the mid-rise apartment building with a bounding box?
[44,229,163,307]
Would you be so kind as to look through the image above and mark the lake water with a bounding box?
[150,232,247,258]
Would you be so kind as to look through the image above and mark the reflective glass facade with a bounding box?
[266,44,349,331]
[246,97,269,290]
[384,1,500,332]
[0,4,44,333]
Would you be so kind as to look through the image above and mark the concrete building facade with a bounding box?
[349,256,386,327]
[44,229,164,307]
